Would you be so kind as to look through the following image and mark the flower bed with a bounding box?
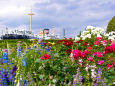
[0,26,115,86]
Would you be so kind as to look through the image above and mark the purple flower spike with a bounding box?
[94,83,98,86]
[73,75,76,78]
[79,76,83,82]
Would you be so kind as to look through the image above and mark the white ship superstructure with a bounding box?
[38,28,60,39]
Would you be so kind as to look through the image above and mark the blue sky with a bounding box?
[0,0,115,38]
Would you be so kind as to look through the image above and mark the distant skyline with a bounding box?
[0,0,115,38]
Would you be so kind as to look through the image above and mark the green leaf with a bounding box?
[35,59,41,63]
[39,75,44,79]
[39,66,43,70]
[54,53,59,57]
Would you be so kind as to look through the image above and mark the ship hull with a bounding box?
[1,34,36,39]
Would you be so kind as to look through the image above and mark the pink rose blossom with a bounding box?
[107,64,112,70]
[44,54,51,59]
[112,62,115,66]
[112,42,115,46]
[97,52,103,57]
[94,41,100,45]
[40,54,51,60]
[98,60,104,65]
[93,52,97,57]
[81,52,87,59]
[40,56,44,60]
[104,46,114,54]
[96,37,102,41]
[88,57,93,62]
[72,49,81,60]
[84,50,89,54]
[102,40,108,44]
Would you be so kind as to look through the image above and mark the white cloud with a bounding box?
[0,0,49,18]
[0,0,115,38]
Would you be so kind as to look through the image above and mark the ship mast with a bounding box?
[28,9,34,32]
[52,26,56,35]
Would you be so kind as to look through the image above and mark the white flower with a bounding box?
[49,83,51,86]
[93,27,104,34]
[53,79,56,83]
[85,67,89,72]
[110,31,115,35]
[86,34,91,38]
[70,53,73,58]
[91,69,95,72]
[108,36,114,40]
[75,36,80,42]
[97,34,102,37]
[80,34,84,38]
[113,82,115,84]
[85,64,89,71]
[79,59,83,62]
[86,25,95,30]
[90,65,96,68]
[82,31,90,35]
[104,33,109,37]
[81,36,87,40]
[91,72,96,78]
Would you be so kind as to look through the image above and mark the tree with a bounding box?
[106,16,115,32]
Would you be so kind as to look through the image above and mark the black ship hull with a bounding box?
[1,34,36,39]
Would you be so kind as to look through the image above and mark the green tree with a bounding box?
[106,16,115,32]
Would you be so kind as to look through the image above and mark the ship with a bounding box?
[1,9,37,39]
[0,9,60,40]
[1,28,37,39]
[38,27,60,39]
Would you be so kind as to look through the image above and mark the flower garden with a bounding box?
[0,26,115,86]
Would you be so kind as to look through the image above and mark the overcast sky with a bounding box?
[0,0,115,38]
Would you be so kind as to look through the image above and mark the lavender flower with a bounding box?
[95,68,106,86]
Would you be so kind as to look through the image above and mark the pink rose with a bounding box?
[88,57,93,62]
[93,52,97,57]
[97,52,103,57]
[72,50,81,60]
[44,54,51,59]
[102,40,108,45]
[94,41,100,45]
[81,52,86,59]
[40,54,51,60]
[98,60,104,65]
[40,56,44,60]
[107,64,112,70]
[96,37,102,41]
[112,42,115,46]
[112,62,115,66]
[84,50,89,54]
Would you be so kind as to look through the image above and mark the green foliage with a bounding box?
[0,35,115,85]
[106,16,115,32]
